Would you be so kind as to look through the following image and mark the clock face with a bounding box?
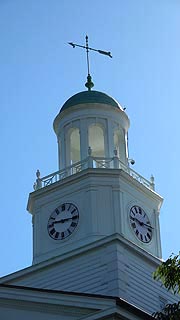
[47,203,79,240]
[129,205,152,243]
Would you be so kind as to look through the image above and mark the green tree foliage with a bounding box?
[153,253,180,320]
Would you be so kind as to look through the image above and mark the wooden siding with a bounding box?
[6,240,179,316]
[124,249,178,314]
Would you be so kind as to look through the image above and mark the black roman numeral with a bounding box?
[67,228,71,235]
[71,221,77,228]
[50,228,56,235]
[48,223,54,228]
[61,204,65,211]
[71,208,76,215]
[131,208,136,216]
[55,209,59,214]
[147,233,151,240]
[55,232,60,239]
[61,232,65,238]
[136,230,139,236]
[131,222,136,228]
[67,204,71,211]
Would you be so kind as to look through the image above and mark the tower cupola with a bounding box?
[53,90,130,171]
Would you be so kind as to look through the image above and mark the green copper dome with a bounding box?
[60,90,121,112]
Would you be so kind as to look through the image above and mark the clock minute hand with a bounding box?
[134,218,153,229]
[53,218,71,224]
[54,215,78,224]
[61,215,79,223]
[142,222,154,229]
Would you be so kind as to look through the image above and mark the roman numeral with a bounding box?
[50,228,56,235]
[55,209,59,214]
[55,232,60,239]
[134,206,138,213]
[71,208,76,215]
[147,233,151,240]
[48,223,54,228]
[136,230,139,236]
[138,207,142,214]
[67,228,71,235]
[61,232,65,238]
[61,204,65,211]
[71,221,77,228]
[131,208,136,216]
[144,235,147,242]
[131,222,136,228]
[140,233,143,241]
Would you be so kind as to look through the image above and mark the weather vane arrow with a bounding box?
[68,35,112,90]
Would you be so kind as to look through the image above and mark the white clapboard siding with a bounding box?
[5,240,179,315]
[8,247,108,295]
[124,249,179,314]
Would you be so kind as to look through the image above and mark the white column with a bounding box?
[60,130,66,170]
[80,119,88,161]
[65,128,71,167]
[57,137,61,170]
[103,119,109,158]
[107,118,114,158]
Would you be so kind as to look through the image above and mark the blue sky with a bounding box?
[0,0,180,277]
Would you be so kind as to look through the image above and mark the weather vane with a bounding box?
[68,35,112,91]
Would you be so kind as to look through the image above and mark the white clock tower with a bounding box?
[1,79,178,319]
[29,88,162,268]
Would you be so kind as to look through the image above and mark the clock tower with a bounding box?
[0,36,178,318]
[29,89,162,267]
[1,84,178,318]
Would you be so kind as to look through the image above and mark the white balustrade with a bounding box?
[33,156,154,191]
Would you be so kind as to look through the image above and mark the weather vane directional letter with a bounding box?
[68,35,112,91]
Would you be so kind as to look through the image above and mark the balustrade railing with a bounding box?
[33,155,155,191]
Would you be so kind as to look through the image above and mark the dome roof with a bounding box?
[60,90,121,113]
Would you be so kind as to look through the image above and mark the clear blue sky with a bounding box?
[1,0,180,277]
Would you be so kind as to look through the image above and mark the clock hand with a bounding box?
[54,215,78,224]
[133,218,153,229]
[142,222,153,229]
[133,218,144,226]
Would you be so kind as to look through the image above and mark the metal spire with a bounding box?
[68,35,112,91]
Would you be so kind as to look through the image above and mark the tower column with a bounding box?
[104,119,109,158]
[58,131,66,170]
[80,119,88,161]
[107,118,114,158]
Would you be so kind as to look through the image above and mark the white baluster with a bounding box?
[88,146,93,168]
[150,174,155,190]
[113,149,119,169]
[36,169,42,190]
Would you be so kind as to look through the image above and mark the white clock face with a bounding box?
[129,205,153,243]
[47,203,79,240]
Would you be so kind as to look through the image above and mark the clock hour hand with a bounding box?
[133,217,144,226]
